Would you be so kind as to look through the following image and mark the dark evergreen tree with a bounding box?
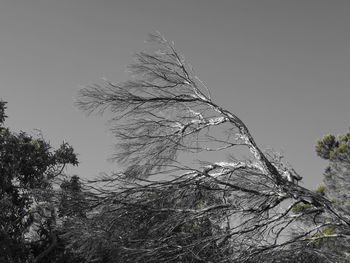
[0,100,79,262]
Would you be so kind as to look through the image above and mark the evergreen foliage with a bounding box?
[0,101,79,262]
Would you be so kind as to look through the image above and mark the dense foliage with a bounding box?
[0,101,79,262]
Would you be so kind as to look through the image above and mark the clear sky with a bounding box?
[1,0,349,188]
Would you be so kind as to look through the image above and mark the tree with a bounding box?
[58,175,86,218]
[74,34,350,262]
[0,101,79,262]
[288,129,350,262]
[316,129,350,206]
[273,129,350,263]
[256,129,350,262]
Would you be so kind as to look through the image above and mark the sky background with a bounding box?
[1,0,349,188]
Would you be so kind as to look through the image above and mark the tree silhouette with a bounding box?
[0,101,79,263]
[75,34,350,262]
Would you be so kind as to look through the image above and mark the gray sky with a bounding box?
[1,0,349,188]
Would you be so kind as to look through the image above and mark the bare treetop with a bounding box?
[78,34,283,181]
[76,33,350,262]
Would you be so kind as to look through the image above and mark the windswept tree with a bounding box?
[74,34,350,262]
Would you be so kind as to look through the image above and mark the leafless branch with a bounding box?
[74,33,350,262]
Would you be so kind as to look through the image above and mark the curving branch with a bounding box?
[75,33,350,262]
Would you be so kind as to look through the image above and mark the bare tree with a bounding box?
[74,33,350,262]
